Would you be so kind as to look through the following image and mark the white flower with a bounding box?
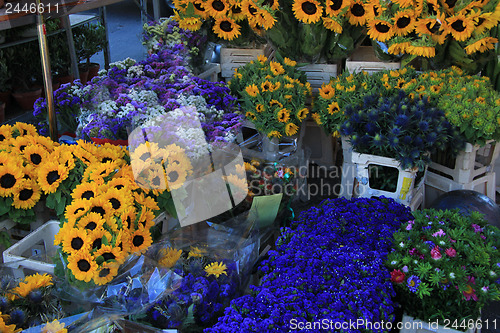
[489,271,497,277]
[413,260,418,264]
[481,286,489,293]
[399,242,405,248]
[439,241,445,245]
[449,273,456,279]
[391,260,398,265]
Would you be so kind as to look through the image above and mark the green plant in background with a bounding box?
[0,49,12,93]
[9,41,42,91]
[73,23,106,69]
[229,53,310,139]
[387,209,500,324]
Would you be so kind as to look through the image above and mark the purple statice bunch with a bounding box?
[207,197,413,333]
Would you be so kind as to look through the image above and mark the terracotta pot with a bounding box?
[87,63,101,81]
[0,91,11,111]
[12,88,42,111]
[0,101,5,124]
[78,64,89,84]
[56,75,74,85]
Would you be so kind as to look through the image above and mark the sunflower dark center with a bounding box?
[0,135,5,141]
[19,188,33,201]
[99,268,110,277]
[71,237,84,250]
[0,173,16,189]
[20,145,26,152]
[77,259,91,272]
[152,176,162,187]
[91,206,106,216]
[248,5,257,15]
[396,16,411,29]
[375,23,391,33]
[110,198,121,210]
[115,184,124,190]
[133,235,144,247]
[30,154,42,165]
[82,190,94,199]
[445,0,457,8]
[168,171,179,183]
[302,1,317,15]
[102,252,116,261]
[231,5,242,14]
[139,152,150,161]
[220,20,233,32]
[93,238,102,249]
[426,22,439,33]
[351,3,365,17]
[476,17,485,27]
[194,2,204,11]
[330,0,343,11]
[85,222,97,230]
[102,157,112,163]
[46,171,60,185]
[75,207,85,215]
[212,0,225,11]
[127,216,132,229]
[451,19,466,32]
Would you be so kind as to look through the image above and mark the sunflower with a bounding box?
[177,15,203,31]
[0,164,23,197]
[41,319,67,333]
[93,262,119,285]
[245,84,259,97]
[10,136,33,154]
[444,14,475,41]
[205,261,228,278]
[71,146,98,165]
[465,36,498,54]
[108,177,133,192]
[312,113,322,125]
[65,199,91,224]
[262,0,280,10]
[228,1,247,21]
[323,17,343,33]
[270,61,285,75]
[392,0,413,7]
[0,125,12,143]
[206,0,229,17]
[0,315,20,333]
[255,104,265,113]
[72,182,99,201]
[12,179,41,209]
[76,212,105,231]
[94,244,126,264]
[133,191,159,211]
[292,0,323,24]
[128,227,153,254]
[120,206,137,230]
[297,108,309,121]
[67,251,98,282]
[241,0,260,19]
[325,0,350,15]
[367,19,394,42]
[165,163,188,190]
[285,123,300,136]
[407,44,436,57]
[34,135,58,152]
[268,100,283,109]
[8,273,53,301]
[61,227,92,255]
[37,162,69,194]
[225,174,248,200]
[328,101,341,115]
[88,195,114,220]
[284,57,297,67]
[192,0,209,18]
[267,130,282,138]
[474,12,500,34]
[158,247,183,268]
[277,109,291,123]
[83,161,119,183]
[261,80,273,91]
[96,147,122,165]
[319,84,335,99]
[89,228,113,251]
[387,40,411,55]
[13,122,37,137]
[57,149,76,171]
[22,145,48,167]
[188,246,206,258]
[213,17,241,40]
[101,187,134,214]
[347,0,368,26]
[393,10,415,36]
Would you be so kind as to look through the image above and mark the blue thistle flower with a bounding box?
[418,121,429,131]
[372,134,384,147]
[388,136,399,148]
[9,308,26,326]
[425,132,437,144]
[28,290,43,303]
[0,296,8,312]
[395,114,409,127]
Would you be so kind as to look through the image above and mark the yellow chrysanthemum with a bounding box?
[205,261,228,278]
[159,247,183,268]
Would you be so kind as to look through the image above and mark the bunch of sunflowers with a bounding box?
[54,142,161,286]
[364,0,500,70]
[0,123,60,225]
[229,54,311,139]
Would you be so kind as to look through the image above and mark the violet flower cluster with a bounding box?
[207,197,413,333]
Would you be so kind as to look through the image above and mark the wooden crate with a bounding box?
[220,47,265,80]
[298,63,337,93]
[346,46,400,74]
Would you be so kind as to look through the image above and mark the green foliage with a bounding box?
[72,23,106,65]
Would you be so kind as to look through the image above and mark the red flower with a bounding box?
[445,248,457,257]
[390,269,406,284]
[431,246,442,260]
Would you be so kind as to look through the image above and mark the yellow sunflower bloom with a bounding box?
[319,84,335,99]
[128,227,153,254]
[297,108,309,121]
[292,0,323,24]
[267,130,282,138]
[94,244,126,264]
[41,319,67,333]
[12,178,41,209]
[245,84,259,97]
[270,61,285,75]
[67,251,98,282]
[284,57,297,66]
[0,164,23,197]
[88,228,113,252]
[285,123,300,136]
[213,17,241,40]
[347,0,368,26]
[76,212,106,231]
[37,161,69,194]
[93,262,120,286]
[328,101,341,115]
[277,109,291,123]
[61,227,92,255]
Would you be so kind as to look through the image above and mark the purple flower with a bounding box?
[407,275,421,293]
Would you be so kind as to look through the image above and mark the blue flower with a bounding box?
[407,275,421,293]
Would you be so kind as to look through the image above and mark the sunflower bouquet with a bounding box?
[0,273,65,330]
[0,123,60,225]
[364,0,500,72]
[229,54,311,139]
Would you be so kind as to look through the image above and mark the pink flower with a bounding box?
[445,248,457,257]
[431,246,442,260]
[481,235,486,240]
[449,237,456,243]
[406,224,413,231]
[432,229,446,237]
[402,265,409,273]
[472,223,483,233]
[390,270,406,284]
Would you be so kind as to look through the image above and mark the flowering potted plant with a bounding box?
[387,209,500,328]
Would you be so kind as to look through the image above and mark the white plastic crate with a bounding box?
[220,47,265,80]
[350,152,425,206]
[429,141,500,184]
[345,46,400,74]
[301,120,339,167]
[400,314,479,333]
[298,63,337,93]
[3,220,60,277]
[425,170,496,207]
[197,63,221,82]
